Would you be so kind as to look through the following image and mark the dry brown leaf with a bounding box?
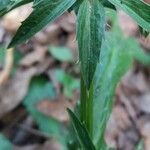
[0,69,35,118]
[14,139,62,150]
[134,93,150,113]
[0,57,51,118]
[37,95,74,123]
[118,11,138,37]
[58,12,76,33]
[122,70,149,94]
[144,0,150,4]
[1,5,32,33]
[137,117,150,150]
[19,46,48,67]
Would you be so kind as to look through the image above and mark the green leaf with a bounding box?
[23,76,68,150]
[136,140,144,150]
[77,0,105,89]
[49,46,73,62]
[93,31,150,149]
[67,109,96,150]
[68,0,82,14]
[8,0,76,48]
[0,47,6,65]
[33,0,41,4]
[53,69,80,99]
[0,0,33,17]
[0,134,12,150]
[102,1,115,10]
[109,0,150,31]
[0,0,12,11]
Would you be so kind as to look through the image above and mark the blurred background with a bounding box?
[0,2,150,150]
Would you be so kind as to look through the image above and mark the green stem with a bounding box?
[80,76,93,138]
[87,84,93,138]
[80,76,87,125]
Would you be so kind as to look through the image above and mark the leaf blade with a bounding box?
[67,109,96,150]
[8,0,75,48]
[0,0,33,17]
[93,31,150,149]
[108,0,150,31]
[77,0,105,89]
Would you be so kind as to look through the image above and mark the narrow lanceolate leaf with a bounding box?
[102,1,115,10]
[8,0,75,48]
[33,0,42,6]
[108,0,150,31]
[77,0,105,89]
[93,31,150,149]
[67,109,96,150]
[0,0,33,17]
[69,0,83,14]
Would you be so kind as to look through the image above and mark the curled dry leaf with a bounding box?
[0,69,35,118]
[0,57,51,118]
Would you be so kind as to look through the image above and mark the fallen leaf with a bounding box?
[2,4,32,33]
[37,95,74,123]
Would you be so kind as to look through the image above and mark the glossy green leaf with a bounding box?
[93,31,150,149]
[8,0,75,48]
[23,76,68,150]
[0,0,12,11]
[68,0,82,13]
[109,0,150,31]
[102,1,115,10]
[33,0,41,4]
[67,109,96,150]
[77,0,105,89]
[0,0,33,17]
[49,46,73,62]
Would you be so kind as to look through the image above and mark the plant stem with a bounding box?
[80,76,93,138]
[87,84,93,138]
[80,76,87,125]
